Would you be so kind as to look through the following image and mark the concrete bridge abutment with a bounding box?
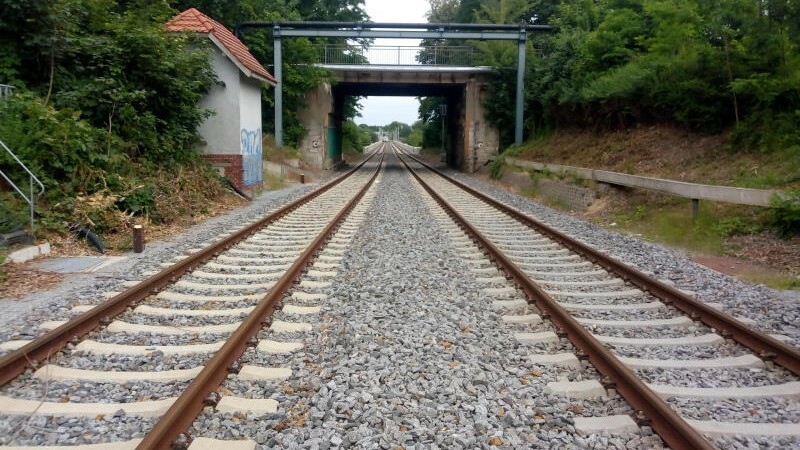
[296,66,499,172]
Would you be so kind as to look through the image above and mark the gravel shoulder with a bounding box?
[0,182,315,339]
[440,164,800,344]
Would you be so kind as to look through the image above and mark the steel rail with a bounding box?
[0,151,379,387]
[402,149,800,376]
[394,148,715,450]
[137,151,384,450]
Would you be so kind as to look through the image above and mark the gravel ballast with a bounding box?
[191,153,660,449]
[2,148,798,448]
[0,183,316,342]
[446,169,800,344]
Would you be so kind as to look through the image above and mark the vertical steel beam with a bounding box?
[515,29,526,145]
[273,26,284,147]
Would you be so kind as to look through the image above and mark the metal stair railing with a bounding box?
[0,139,45,235]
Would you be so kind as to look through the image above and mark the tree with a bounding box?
[407,120,425,146]
[173,0,369,147]
[418,0,798,151]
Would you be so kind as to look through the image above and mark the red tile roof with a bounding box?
[166,8,276,84]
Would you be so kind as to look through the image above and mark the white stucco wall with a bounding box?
[239,75,263,186]
[197,46,241,155]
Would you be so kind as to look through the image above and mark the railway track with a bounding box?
[0,146,384,449]
[0,143,798,449]
[393,143,800,449]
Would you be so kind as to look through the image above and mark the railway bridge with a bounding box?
[234,22,550,171]
[300,60,498,171]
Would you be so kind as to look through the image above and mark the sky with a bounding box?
[357,0,430,127]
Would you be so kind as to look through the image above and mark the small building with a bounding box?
[166,8,276,190]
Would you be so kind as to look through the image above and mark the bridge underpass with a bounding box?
[298,66,499,171]
[234,22,550,172]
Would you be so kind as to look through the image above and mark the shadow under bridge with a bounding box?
[298,65,500,172]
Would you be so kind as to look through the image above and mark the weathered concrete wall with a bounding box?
[463,79,499,172]
[297,83,333,170]
[298,67,499,171]
[496,169,595,212]
[449,93,464,169]
[535,179,595,211]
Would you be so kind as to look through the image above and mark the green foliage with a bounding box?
[0,0,369,237]
[382,121,413,140]
[489,156,505,179]
[713,216,762,237]
[612,199,727,254]
[0,0,221,235]
[769,190,800,238]
[0,92,110,195]
[0,0,216,167]
[341,120,373,152]
[116,185,155,216]
[406,121,425,147]
[417,97,448,149]
[446,0,800,152]
[0,193,29,233]
[730,146,800,188]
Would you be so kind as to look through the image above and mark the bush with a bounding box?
[489,156,505,179]
[712,216,762,237]
[0,193,29,233]
[769,190,800,238]
[0,1,221,238]
[116,185,155,217]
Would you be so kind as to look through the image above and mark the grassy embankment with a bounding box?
[494,125,800,289]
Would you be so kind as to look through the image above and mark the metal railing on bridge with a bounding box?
[316,45,477,66]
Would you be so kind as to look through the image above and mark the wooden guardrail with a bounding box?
[506,157,776,210]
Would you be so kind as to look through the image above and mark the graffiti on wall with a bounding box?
[241,128,263,186]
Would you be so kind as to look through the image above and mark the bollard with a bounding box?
[300,173,305,184]
[133,225,145,253]
[690,198,699,219]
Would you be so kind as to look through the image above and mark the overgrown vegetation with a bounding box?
[769,189,800,238]
[0,247,7,283]
[589,193,800,288]
[609,199,735,254]
[0,0,369,244]
[0,0,222,239]
[342,121,376,152]
[424,0,800,162]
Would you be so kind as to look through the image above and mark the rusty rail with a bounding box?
[395,148,715,450]
[0,150,379,387]
[137,151,384,449]
[401,149,800,375]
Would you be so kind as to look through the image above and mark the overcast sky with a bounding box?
[357,0,430,127]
